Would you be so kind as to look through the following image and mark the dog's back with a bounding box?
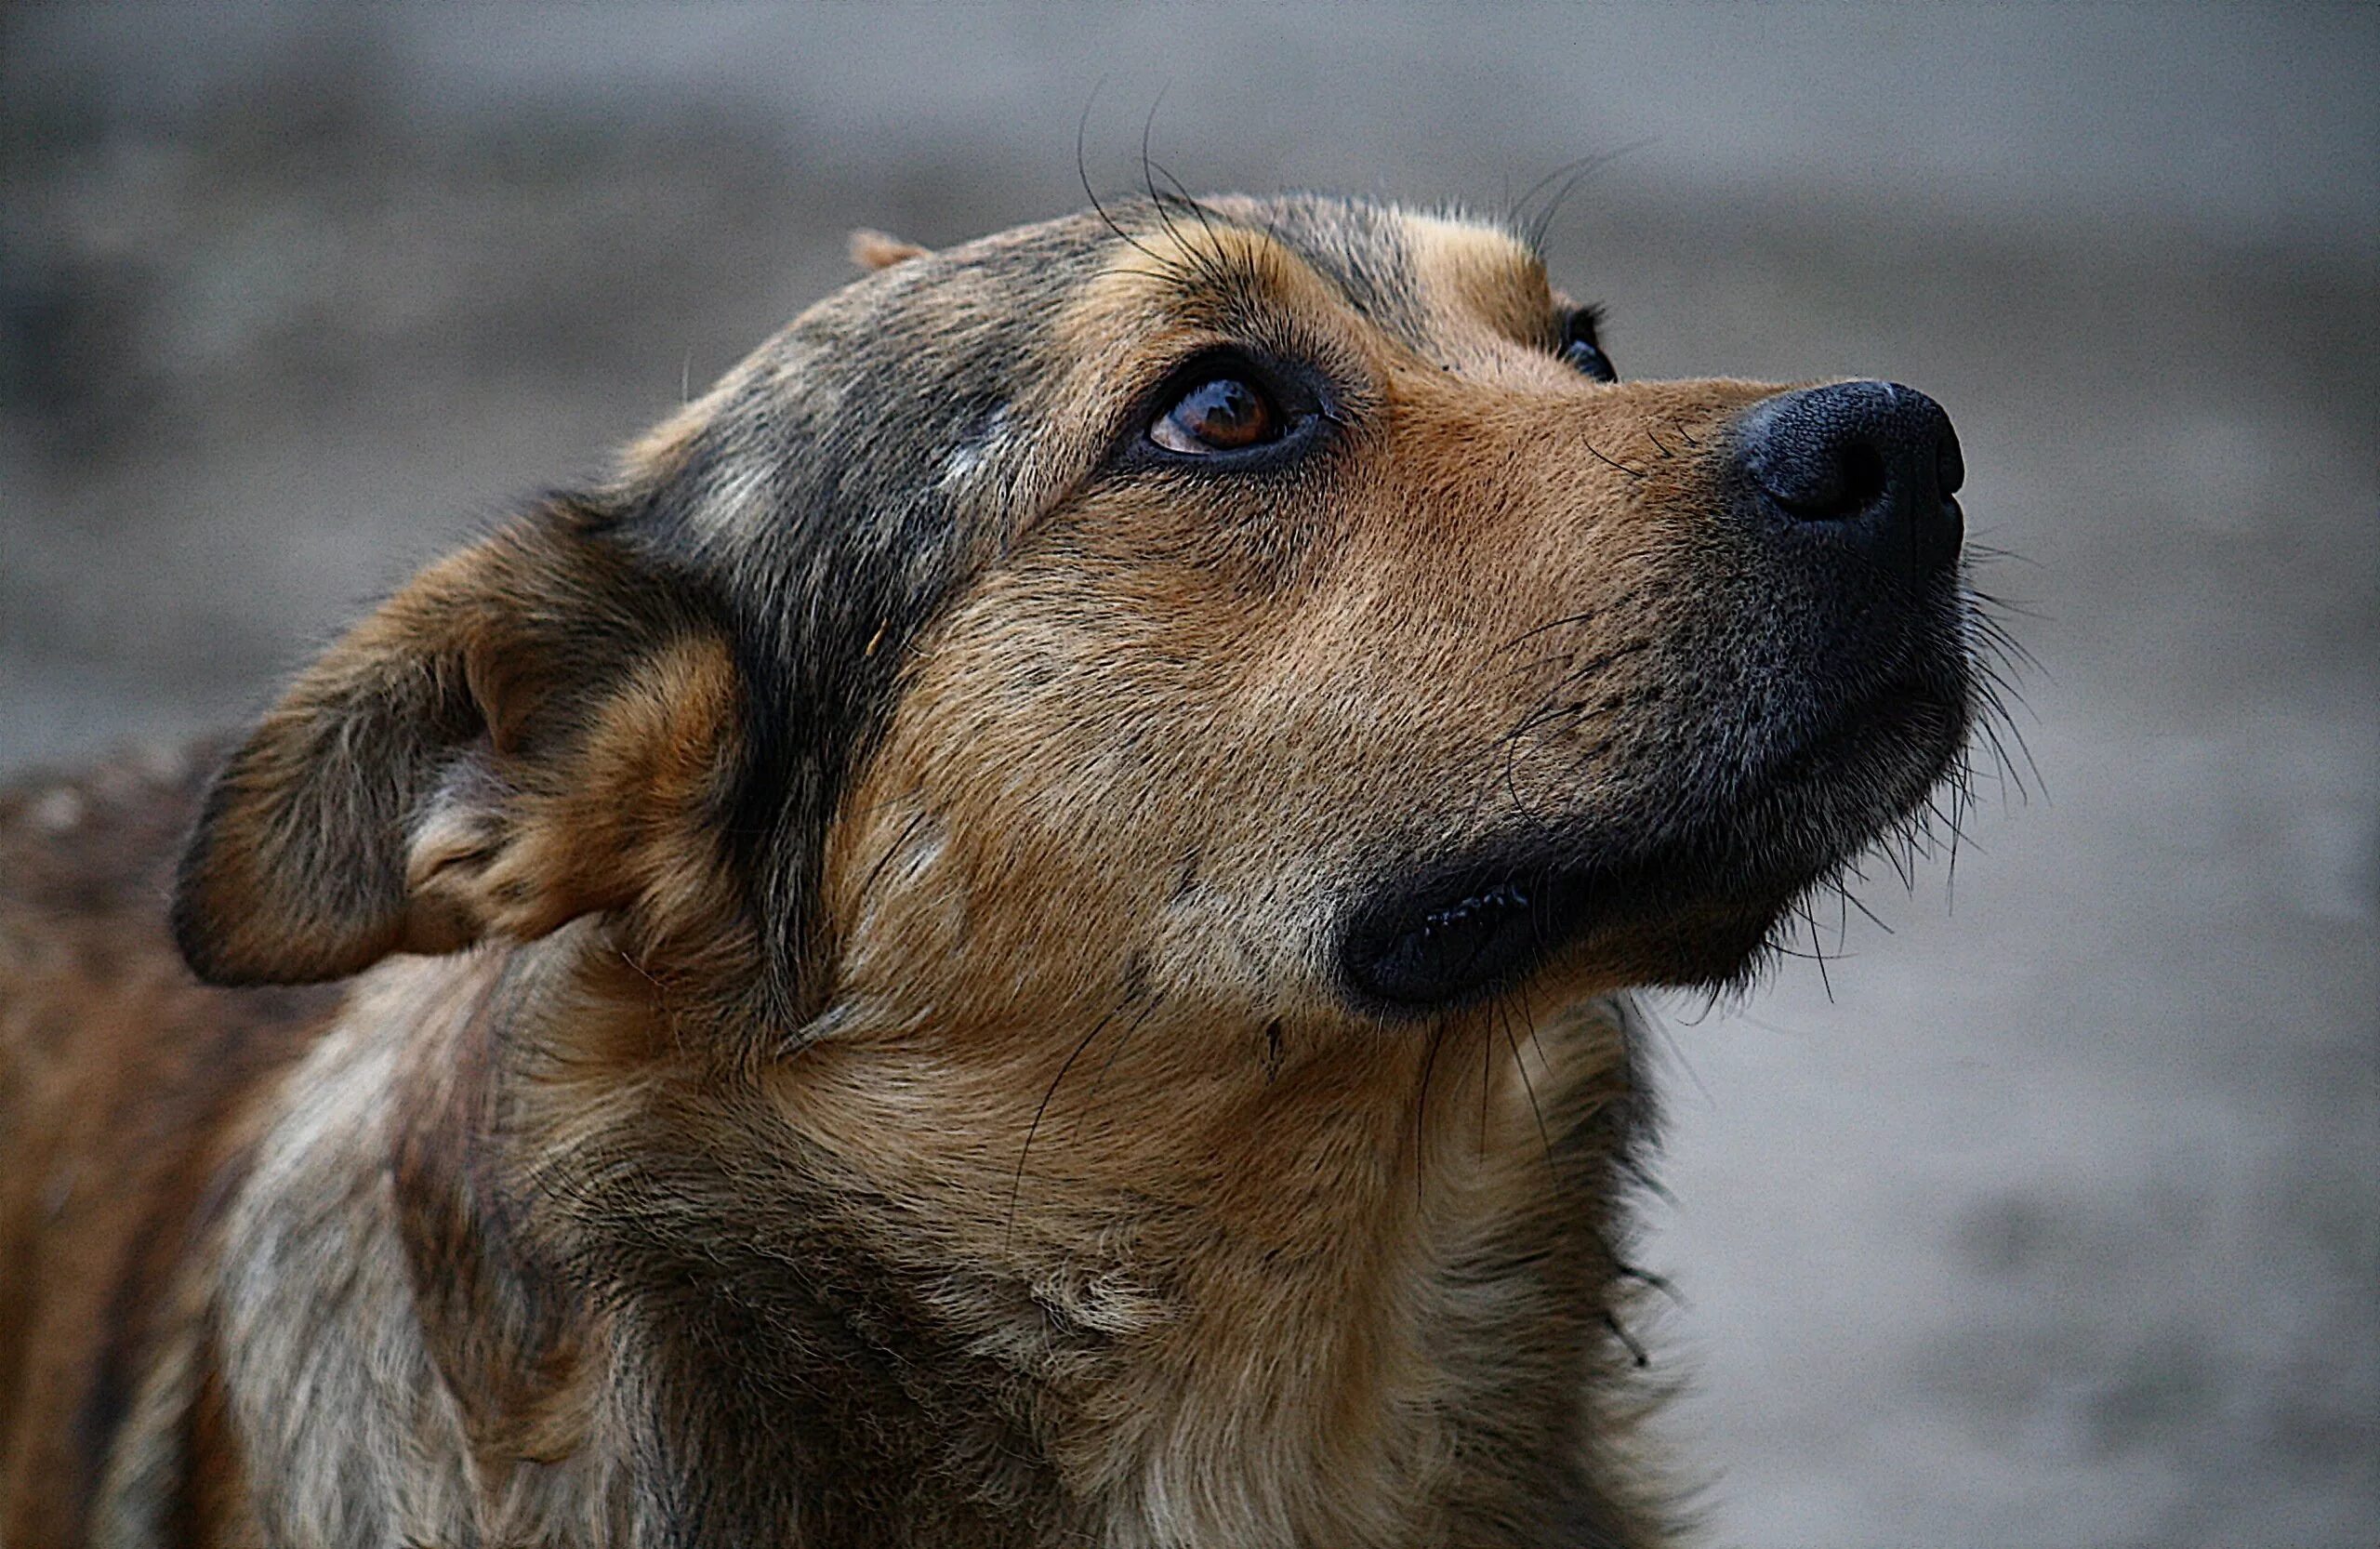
[0,749,337,1543]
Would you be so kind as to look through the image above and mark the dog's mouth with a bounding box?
[1341,677,1968,1013]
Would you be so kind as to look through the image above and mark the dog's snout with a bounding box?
[1736,380,1964,578]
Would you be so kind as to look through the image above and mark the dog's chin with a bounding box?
[1340,678,1969,1016]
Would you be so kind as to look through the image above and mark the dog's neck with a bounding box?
[235,935,1661,1546]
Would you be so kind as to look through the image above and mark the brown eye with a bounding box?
[1151,375,1282,455]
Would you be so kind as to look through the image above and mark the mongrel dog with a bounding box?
[0,193,1978,1548]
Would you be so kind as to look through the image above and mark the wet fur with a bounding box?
[0,194,1974,1546]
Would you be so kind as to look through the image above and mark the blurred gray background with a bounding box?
[3,6,2373,1545]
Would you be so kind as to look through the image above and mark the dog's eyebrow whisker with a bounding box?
[1501,696,1582,748]
[1132,112,1246,303]
[1510,141,1654,254]
[1137,95,1199,266]
[1076,93,1189,282]
[1101,265,1201,288]
[1149,190,1218,284]
[1490,643,1601,684]
[1138,126,1231,283]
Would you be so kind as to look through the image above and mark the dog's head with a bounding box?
[173,194,1973,1047]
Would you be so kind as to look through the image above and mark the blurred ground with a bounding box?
[3,7,2373,1546]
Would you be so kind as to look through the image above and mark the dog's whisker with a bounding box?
[1414,1021,1448,1209]
[1006,1008,1118,1245]
[1584,442,1647,480]
[1479,1005,1494,1163]
[1602,1308,1652,1370]
[1498,1001,1560,1184]
[1072,987,1164,1140]
[1615,1261,1684,1306]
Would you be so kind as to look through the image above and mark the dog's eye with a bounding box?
[1151,374,1285,456]
[1559,311,1618,383]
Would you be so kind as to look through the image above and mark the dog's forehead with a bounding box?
[627,195,1553,576]
[1202,194,1429,334]
[1210,195,1552,348]
[895,194,1550,363]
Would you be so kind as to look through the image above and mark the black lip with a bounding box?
[1340,855,1653,1013]
[1340,678,1966,1014]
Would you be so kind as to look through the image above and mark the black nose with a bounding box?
[1736,381,1964,580]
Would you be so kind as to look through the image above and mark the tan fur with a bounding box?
[849,228,931,271]
[1,195,1975,1547]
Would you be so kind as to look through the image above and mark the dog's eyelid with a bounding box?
[1555,304,1619,384]
[1114,341,1342,469]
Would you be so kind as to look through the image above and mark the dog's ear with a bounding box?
[847,228,928,271]
[173,504,751,987]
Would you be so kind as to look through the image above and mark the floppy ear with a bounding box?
[847,228,928,271]
[173,503,752,987]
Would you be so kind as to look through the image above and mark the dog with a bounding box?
[0,192,1977,1547]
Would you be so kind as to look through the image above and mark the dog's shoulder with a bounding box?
[0,739,344,1545]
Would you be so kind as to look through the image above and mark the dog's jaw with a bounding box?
[1341,669,1975,1012]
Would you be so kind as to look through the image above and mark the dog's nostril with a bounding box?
[1936,431,1965,500]
[1736,379,1964,577]
[1772,438,1889,523]
[1840,441,1888,510]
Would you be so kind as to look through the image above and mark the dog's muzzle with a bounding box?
[1338,379,1976,1015]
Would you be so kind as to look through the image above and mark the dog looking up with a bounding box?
[0,193,1977,1548]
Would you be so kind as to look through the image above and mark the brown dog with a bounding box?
[0,194,1977,1547]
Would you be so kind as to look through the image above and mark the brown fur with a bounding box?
[0,194,1975,1546]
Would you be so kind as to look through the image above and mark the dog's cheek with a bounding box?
[828,589,1339,1020]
